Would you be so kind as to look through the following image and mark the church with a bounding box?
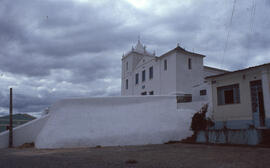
[121,40,270,145]
[121,40,228,100]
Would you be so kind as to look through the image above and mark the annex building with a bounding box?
[206,63,270,129]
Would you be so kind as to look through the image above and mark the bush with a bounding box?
[190,104,214,132]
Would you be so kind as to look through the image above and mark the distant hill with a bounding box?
[0,114,36,132]
[0,113,36,120]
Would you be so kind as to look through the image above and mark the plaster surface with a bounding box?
[35,96,196,149]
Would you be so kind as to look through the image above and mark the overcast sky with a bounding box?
[0,0,269,117]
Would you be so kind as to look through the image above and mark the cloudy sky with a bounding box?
[0,0,269,117]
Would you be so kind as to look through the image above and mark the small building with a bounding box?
[121,40,227,98]
[206,63,270,129]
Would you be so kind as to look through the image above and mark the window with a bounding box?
[177,94,192,103]
[188,58,192,69]
[126,62,128,70]
[217,84,240,105]
[135,73,139,84]
[149,66,153,79]
[141,92,147,95]
[164,59,167,70]
[142,70,145,82]
[125,79,128,90]
[149,91,154,95]
[200,89,207,96]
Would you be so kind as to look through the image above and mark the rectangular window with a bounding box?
[149,91,154,95]
[164,59,167,70]
[142,70,145,82]
[200,89,207,96]
[217,84,240,105]
[126,62,128,70]
[125,79,128,90]
[177,94,192,103]
[135,73,139,84]
[141,92,147,95]
[188,58,192,69]
[149,66,153,79]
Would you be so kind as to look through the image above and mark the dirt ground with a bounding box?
[1,143,270,168]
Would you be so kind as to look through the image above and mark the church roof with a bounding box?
[204,66,229,72]
[122,41,205,60]
[159,45,205,59]
[206,62,270,79]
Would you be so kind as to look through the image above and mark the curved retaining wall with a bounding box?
[36,96,195,149]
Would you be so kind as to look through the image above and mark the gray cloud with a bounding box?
[0,0,269,116]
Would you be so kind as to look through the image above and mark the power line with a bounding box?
[245,0,257,66]
[249,0,256,36]
[221,0,237,69]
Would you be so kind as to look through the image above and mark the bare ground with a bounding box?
[1,143,270,168]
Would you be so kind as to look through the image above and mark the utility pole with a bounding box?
[9,88,13,148]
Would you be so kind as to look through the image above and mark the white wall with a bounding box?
[192,82,211,101]
[35,96,195,149]
[121,54,133,95]
[122,52,144,95]
[0,115,49,148]
[176,52,204,94]
[0,96,204,149]
[133,56,160,95]
[159,53,177,94]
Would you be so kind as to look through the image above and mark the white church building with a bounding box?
[0,40,269,148]
[121,40,228,100]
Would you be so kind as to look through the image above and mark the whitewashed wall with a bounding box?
[35,96,195,149]
[0,115,49,148]
[176,52,204,94]
[160,52,177,94]
[0,96,203,149]
[133,56,160,95]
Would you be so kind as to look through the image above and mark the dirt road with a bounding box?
[0,143,270,168]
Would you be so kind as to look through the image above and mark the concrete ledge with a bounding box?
[196,129,261,145]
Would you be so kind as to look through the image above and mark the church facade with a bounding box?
[121,40,227,99]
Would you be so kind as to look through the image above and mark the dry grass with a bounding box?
[18,142,35,149]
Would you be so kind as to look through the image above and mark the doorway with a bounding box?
[250,80,265,127]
